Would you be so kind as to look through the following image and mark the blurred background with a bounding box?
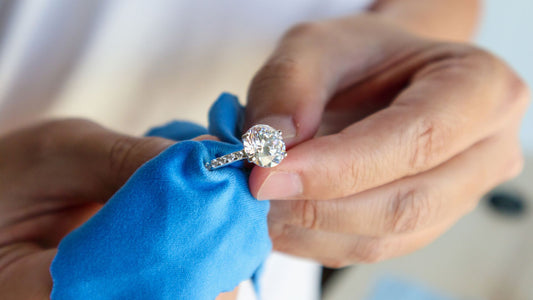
[324,1,533,299]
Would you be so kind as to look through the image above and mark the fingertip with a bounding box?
[245,63,327,147]
[248,166,271,200]
[253,115,297,147]
[245,105,323,149]
[249,157,304,201]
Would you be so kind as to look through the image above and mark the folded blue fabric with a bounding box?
[50,93,272,299]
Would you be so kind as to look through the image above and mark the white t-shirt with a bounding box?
[0,1,371,299]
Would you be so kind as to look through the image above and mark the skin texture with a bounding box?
[0,120,236,299]
[0,0,528,298]
[245,3,531,267]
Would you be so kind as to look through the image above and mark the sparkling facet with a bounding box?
[242,124,287,167]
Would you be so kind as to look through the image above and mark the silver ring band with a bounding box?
[205,124,287,171]
[205,149,246,170]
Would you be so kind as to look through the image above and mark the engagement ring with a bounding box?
[206,124,287,170]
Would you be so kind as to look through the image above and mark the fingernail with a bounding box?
[255,115,297,146]
[257,172,303,200]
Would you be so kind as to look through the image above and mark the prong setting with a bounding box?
[242,124,286,168]
[206,124,287,170]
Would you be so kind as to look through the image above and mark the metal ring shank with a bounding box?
[205,149,247,170]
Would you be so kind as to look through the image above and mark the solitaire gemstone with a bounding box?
[242,124,287,167]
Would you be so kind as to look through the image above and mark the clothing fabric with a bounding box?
[50,93,271,299]
[0,0,372,135]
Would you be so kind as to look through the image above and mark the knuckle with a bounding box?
[504,71,531,111]
[464,45,499,65]
[407,115,446,172]
[463,196,481,214]
[520,81,532,106]
[350,238,387,264]
[334,131,364,196]
[108,136,139,183]
[108,136,170,184]
[347,150,363,193]
[463,46,530,112]
[268,223,294,253]
[502,148,525,181]
[453,45,501,72]
[414,43,490,79]
[292,200,319,230]
[388,187,433,234]
[416,43,504,85]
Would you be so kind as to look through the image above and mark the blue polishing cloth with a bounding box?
[50,93,272,299]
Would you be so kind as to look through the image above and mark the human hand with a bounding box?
[0,120,236,299]
[245,15,530,267]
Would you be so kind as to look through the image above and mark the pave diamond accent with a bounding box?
[242,124,287,168]
[205,150,245,170]
[205,124,287,170]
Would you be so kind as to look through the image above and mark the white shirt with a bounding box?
[0,1,371,299]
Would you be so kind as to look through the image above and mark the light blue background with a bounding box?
[476,0,533,151]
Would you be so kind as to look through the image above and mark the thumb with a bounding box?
[245,23,335,146]
[245,17,427,146]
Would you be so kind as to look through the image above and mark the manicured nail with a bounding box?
[255,115,297,146]
[257,172,303,200]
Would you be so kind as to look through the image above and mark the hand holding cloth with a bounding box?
[50,94,271,299]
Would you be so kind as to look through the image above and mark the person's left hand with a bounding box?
[0,119,237,299]
[245,15,530,267]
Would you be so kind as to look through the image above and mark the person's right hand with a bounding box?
[245,14,530,267]
[0,119,238,299]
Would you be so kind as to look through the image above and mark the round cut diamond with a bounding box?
[242,124,287,167]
